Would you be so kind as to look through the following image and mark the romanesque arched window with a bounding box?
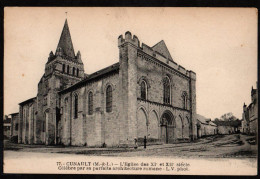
[106,85,112,112]
[163,76,171,104]
[77,68,79,77]
[88,91,93,115]
[141,80,147,100]
[74,94,78,118]
[62,64,65,72]
[183,92,188,109]
[43,111,47,133]
[67,65,70,74]
[73,67,75,75]
[42,120,45,132]
[64,98,68,122]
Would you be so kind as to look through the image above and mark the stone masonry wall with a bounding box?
[117,31,196,145]
[19,99,36,144]
[136,53,191,109]
[137,100,191,144]
[60,72,120,147]
[11,114,19,137]
[135,44,195,142]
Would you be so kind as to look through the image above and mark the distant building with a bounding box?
[10,112,19,142]
[213,120,241,135]
[3,116,11,138]
[241,108,249,134]
[242,83,258,135]
[196,114,217,137]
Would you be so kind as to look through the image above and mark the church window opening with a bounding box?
[163,77,171,104]
[106,85,112,112]
[73,67,75,75]
[67,65,70,74]
[183,92,188,109]
[64,98,68,122]
[141,80,147,100]
[74,94,78,118]
[62,64,65,72]
[42,121,45,132]
[88,92,93,115]
[77,68,79,77]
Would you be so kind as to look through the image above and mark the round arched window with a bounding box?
[106,85,112,112]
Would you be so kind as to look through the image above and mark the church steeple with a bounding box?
[56,19,75,58]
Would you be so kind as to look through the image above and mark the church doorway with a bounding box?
[160,111,175,144]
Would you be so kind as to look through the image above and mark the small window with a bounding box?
[183,92,188,109]
[62,64,65,72]
[77,68,79,77]
[74,94,78,118]
[67,65,70,74]
[106,85,112,112]
[64,98,68,121]
[73,67,75,75]
[88,92,93,115]
[141,81,147,100]
[15,123,18,131]
[42,121,45,132]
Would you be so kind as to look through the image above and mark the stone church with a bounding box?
[17,19,197,147]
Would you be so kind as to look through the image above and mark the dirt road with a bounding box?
[4,134,257,158]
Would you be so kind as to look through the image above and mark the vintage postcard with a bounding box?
[3,7,258,175]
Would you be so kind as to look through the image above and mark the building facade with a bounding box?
[196,114,217,138]
[10,112,19,141]
[242,84,258,135]
[3,115,11,139]
[213,120,241,135]
[17,19,197,147]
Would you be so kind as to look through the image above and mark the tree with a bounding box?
[220,112,237,121]
[214,118,220,122]
[4,115,8,120]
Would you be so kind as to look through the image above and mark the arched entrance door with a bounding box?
[160,111,175,144]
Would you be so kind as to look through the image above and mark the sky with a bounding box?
[4,7,257,120]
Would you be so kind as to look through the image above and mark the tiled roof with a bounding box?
[152,40,174,62]
[19,97,36,105]
[212,120,241,127]
[59,62,119,94]
[9,112,19,116]
[196,114,211,124]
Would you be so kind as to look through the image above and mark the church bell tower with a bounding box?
[36,19,84,145]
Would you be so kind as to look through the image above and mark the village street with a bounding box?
[4,134,257,158]
[3,134,257,174]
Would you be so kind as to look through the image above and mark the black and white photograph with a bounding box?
[3,7,257,175]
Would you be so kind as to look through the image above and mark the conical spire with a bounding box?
[56,19,75,58]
